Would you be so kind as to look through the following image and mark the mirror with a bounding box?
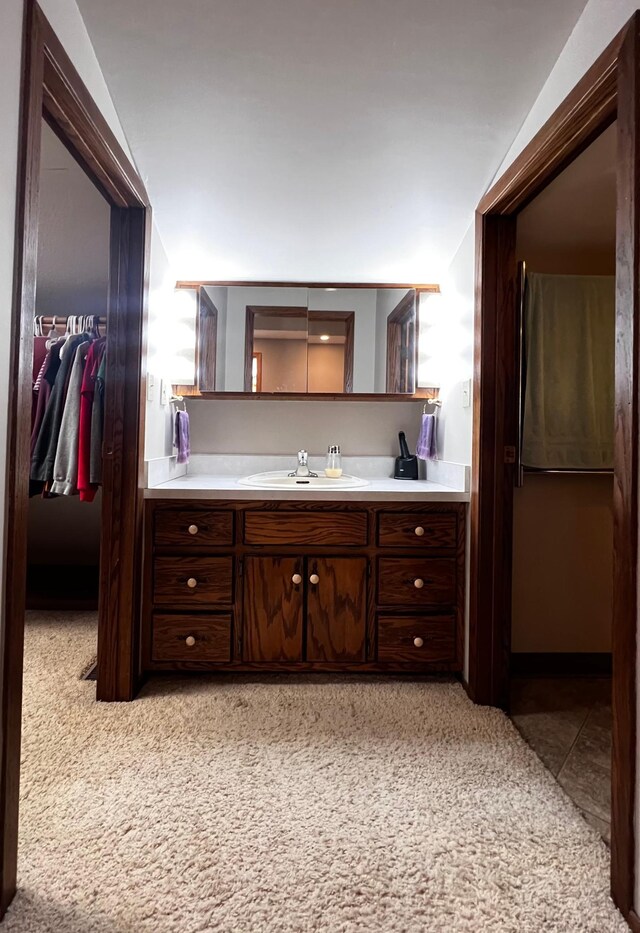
[172,283,438,397]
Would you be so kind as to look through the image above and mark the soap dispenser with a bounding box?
[325,445,343,478]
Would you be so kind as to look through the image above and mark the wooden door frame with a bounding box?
[386,290,418,393]
[1,0,150,914]
[243,306,308,391]
[468,15,640,922]
[308,311,355,393]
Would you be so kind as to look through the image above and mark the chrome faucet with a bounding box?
[289,449,318,478]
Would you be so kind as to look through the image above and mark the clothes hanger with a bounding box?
[45,316,62,350]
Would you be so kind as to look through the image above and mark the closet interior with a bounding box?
[26,120,110,631]
[509,123,615,842]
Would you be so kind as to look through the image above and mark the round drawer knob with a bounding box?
[185,635,196,647]
[188,524,199,535]
[309,574,320,585]
[187,577,198,589]
[291,573,302,585]
[414,526,425,537]
[414,578,424,589]
[413,637,424,648]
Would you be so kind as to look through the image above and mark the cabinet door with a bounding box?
[243,557,303,661]
[306,557,367,662]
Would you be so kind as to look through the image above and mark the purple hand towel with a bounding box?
[174,409,190,464]
[416,413,437,460]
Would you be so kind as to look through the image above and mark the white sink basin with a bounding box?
[238,471,369,490]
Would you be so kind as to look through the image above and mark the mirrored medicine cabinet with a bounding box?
[171,282,440,399]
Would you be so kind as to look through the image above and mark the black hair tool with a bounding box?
[394,431,419,480]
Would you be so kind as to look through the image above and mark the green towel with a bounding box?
[522,273,614,470]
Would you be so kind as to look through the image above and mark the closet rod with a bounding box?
[34,315,104,322]
[523,468,613,475]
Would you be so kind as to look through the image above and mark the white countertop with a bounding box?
[144,473,470,502]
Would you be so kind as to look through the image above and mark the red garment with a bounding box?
[77,338,106,503]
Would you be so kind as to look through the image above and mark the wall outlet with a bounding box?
[147,373,155,402]
[161,379,170,406]
[462,379,471,408]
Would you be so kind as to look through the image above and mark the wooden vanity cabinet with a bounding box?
[306,556,367,662]
[241,554,367,663]
[142,500,465,675]
[243,556,304,661]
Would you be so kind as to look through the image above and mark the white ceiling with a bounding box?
[76,0,588,283]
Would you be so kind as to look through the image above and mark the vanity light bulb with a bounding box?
[320,334,330,341]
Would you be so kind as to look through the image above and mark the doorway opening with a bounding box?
[26,120,110,639]
[468,17,639,921]
[507,123,616,844]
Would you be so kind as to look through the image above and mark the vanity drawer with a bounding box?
[244,511,368,546]
[154,510,234,548]
[153,556,234,607]
[377,614,456,663]
[152,613,232,662]
[377,512,457,549]
[377,557,456,607]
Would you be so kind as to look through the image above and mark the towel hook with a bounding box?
[423,399,442,414]
[170,393,186,412]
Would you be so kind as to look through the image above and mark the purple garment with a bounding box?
[416,413,437,460]
[30,342,62,457]
[174,410,190,464]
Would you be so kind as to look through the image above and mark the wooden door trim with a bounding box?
[611,16,640,916]
[386,290,418,393]
[244,305,308,391]
[477,28,622,216]
[308,310,355,393]
[469,13,637,919]
[1,0,150,914]
[197,287,218,392]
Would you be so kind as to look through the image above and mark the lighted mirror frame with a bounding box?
[173,281,441,400]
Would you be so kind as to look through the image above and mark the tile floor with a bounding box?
[510,676,612,843]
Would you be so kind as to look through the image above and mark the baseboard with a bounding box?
[511,652,612,678]
[626,908,640,932]
[458,673,474,701]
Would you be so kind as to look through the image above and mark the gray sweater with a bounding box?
[51,342,90,496]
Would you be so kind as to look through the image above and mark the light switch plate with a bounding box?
[161,379,170,406]
[147,373,155,402]
[462,379,471,408]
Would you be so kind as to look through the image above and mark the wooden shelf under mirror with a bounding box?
[173,281,440,400]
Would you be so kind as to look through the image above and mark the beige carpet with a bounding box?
[3,611,626,932]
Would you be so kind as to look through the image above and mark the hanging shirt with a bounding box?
[31,333,89,486]
[51,342,91,496]
[90,351,106,486]
[31,335,49,426]
[78,337,106,503]
[30,341,62,458]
